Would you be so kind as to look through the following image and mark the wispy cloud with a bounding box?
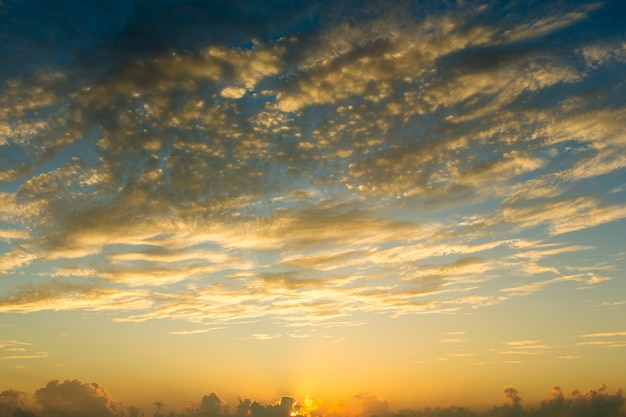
[0,340,48,361]
[581,331,626,338]
[243,333,283,341]
[168,327,227,336]
[2,352,49,360]
[0,340,32,349]
[0,283,152,313]
[576,331,626,349]
[499,340,552,356]
[497,2,603,43]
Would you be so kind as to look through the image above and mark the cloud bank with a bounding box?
[0,0,625,332]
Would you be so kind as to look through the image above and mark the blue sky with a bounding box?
[1,0,626,415]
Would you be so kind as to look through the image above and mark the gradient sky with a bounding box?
[1,0,626,415]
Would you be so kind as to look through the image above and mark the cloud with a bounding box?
[0,0,624,331]
[576,331,626,349]
[168,327,226,336]
[495,197,626,236]
[356,395,389,417]
[499,276,582,298]
[509,244,594,262]
[497,2,603,44]
[250,397,296,417]
[199,393,222,417]
[0,389,28,417]
[34,380,120,417]
[243,333,282,341]
[1,352,48,360]
[0,283,151,313]
[221,87,247,99]
[581,331,626,338]
[0,229,29,241]
[0,250,36,274]
[439,338,465,344]
[579,41,626,67]
[0,340,49,364]
[498,340,552,356]
[0,340,32,349]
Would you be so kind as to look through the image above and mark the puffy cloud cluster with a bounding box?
[0,380,119,417]
[0,0,625,330]
[0,390,29,417]
[33,380,121,417]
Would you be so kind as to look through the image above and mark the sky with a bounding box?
[1,0,626,416]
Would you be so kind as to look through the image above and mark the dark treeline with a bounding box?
[0,380,624,417]
[394,386,624,417]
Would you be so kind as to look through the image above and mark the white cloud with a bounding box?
[221,86,247,99]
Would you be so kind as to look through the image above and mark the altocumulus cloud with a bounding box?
[0,380,624,417]
[0,0,625,331]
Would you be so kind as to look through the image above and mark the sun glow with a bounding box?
[289,396,323,417]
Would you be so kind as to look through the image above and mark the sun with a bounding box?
[290,396,321,417]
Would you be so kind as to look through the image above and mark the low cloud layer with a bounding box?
[0,380,624,417]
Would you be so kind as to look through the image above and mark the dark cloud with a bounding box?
[357,395,389,417]
[34,380,121,417]
[0,390,27,417]
[12,409,37,417]
[199,393,222,417]
[112,0,321,56]
[0,0,307,78]
[250,397,295,417]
